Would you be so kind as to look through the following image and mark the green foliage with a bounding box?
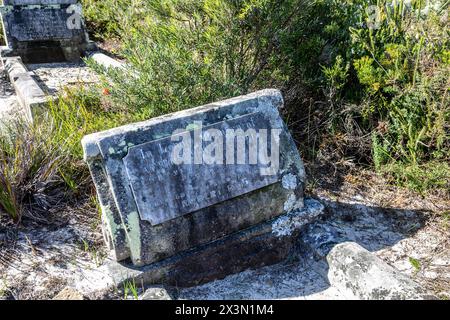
[349,1,449,167]
[48,87,140,159]
[0,20,4,46]
[81,0,131,39]
[409,257,421,271]
[0,119,68,222]
[0,87,142,222]
[322,55,351,119]
[82,0,449,193]
[123,280,139,300]
[0,1,446,225]
[383,161,450,194]
[88,0,310,115]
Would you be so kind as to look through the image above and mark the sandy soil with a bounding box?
[0,167,448,300]
[0,60,448,300]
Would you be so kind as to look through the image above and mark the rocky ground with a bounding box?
[0,168,448,300]
[0,61,448,300]
[177,172,449,300]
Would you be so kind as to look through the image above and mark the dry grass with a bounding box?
[0,119,70,223]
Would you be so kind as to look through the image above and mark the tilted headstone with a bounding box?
[82,90,311,268]
[0,0,94,62]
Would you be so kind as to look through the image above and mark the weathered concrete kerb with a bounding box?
[2,56,50,121]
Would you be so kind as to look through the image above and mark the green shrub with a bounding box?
[0,119,68,223]
[88,0,313,115]
[81,0,136,39]
[350,0,449,164]
[383,161,450,194]
[84,0,449,193]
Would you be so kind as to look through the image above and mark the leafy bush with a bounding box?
[81,0,134,39]
[348,0,449,166]
[83,0,449,192]
[0,119,68,223]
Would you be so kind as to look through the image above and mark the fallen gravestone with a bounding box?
[82,89,324,287]
[0,0,95,63]
[327,242,436,300]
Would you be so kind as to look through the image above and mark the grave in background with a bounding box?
[0,0,95,63]
[83,89,324,287]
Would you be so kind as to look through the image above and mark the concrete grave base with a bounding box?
[1,39,97,63]
[106,199,325,288]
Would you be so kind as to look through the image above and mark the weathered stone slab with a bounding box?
[124,112,281,225]
[327,242,437,300]
[3,1,77,4]
[83,89,308,267]
[3,7,82,42]
[0,1,95,62]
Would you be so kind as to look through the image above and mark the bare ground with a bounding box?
[0,164,448,300]
[0,60,448,300]
[306,163,450,299]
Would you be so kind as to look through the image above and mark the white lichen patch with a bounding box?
[283,195,297,212]
[282,174,297,190]
[274,199,325,237]
[283,194,303,212]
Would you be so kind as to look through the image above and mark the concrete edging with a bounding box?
[87,51,124,70]
[2,56,53,121]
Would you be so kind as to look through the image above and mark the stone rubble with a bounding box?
[0,66,24,119]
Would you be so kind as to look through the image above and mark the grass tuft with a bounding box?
[0,118,69,223]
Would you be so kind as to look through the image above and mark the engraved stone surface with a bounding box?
[82,89,309,267]
[124,112,280,225]
[0,1,94,62]
[4,7,83,42]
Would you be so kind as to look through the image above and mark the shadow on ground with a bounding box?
[177,198,441,300]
